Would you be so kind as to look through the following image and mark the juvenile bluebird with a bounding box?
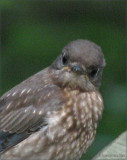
[0,39,106,160]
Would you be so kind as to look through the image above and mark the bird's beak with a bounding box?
[62,64,89,80]
[62,66,71,71]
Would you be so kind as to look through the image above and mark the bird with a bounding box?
[0,39,106,160]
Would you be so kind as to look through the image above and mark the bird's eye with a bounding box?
[62,53,68,65]
[88,67,99,78]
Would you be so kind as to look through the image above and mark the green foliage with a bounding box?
[0,1,126,159]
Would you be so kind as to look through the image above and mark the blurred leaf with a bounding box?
[0,0,16,9]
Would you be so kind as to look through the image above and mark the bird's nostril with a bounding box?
[72,65,84,75]
[73,65,80,71]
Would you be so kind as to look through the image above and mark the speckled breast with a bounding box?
[46,88,104,160]
[1,88,103,160]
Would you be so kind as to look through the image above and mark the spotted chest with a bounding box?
[1,88,104,160]
[50,88,104,133]
[46,88,104,160]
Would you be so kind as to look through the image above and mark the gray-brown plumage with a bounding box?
[0,39,106,160]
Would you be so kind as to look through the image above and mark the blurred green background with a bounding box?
[0,0,126,159]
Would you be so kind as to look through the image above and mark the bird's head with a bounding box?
[51,39,106,91]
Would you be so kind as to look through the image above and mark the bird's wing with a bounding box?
[0,75,63,153]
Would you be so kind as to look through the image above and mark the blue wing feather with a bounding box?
[0,131,29,153]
